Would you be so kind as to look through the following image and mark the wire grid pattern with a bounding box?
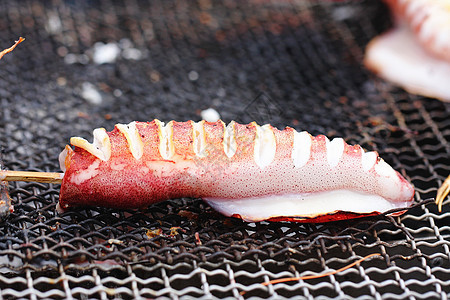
[0,0,449,299]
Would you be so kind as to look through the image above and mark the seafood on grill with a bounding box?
[364,0,450,102]
[46,120,414,222]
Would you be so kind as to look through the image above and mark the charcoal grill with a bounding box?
[0,0,449,299]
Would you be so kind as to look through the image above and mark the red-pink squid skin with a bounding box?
[384,0,450,62]
[58,120,414,221]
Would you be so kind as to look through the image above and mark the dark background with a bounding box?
[0,0,449,298]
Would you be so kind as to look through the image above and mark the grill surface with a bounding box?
[0,0,449,299]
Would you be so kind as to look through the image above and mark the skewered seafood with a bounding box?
[54,120,415,222]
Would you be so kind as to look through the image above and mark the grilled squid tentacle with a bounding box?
[58,120,415,222]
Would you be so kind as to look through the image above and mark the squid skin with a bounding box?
[58,120,415,223]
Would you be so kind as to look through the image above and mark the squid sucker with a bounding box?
[58,120,415,223]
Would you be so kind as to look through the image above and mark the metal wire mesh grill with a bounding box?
[0,0,449,298]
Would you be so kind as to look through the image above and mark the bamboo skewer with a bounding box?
[0,170,63,184]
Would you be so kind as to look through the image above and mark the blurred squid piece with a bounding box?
[364,0,450,102]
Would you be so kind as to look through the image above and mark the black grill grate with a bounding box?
[0,0,449,298]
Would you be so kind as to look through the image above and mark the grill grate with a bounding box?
[0,0,449,299]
